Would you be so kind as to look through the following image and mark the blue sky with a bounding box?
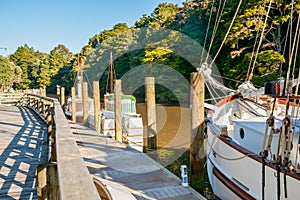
[0,0,184,56]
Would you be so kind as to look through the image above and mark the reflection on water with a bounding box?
[136,104,216,199]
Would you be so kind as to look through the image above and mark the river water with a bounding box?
[136,104,216,199]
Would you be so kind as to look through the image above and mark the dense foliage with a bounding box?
[0,55,21,91]
[1,0,300,101]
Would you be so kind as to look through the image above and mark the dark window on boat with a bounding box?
[240,128,245,139]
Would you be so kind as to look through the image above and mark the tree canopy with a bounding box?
[0,55,21,91]
[2,0,300,101]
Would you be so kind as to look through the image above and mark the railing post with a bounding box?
[35,98,39,110]
[37,163,58,200]
[48,164,58,200]
[49,105,56,163]
[41,100,45,117]
[46,102,53,131]
[37,165,48,199]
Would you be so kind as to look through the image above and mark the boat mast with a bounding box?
[110,52,113,93]
[77,52,83,99]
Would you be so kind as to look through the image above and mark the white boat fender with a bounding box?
[180,165,188,187]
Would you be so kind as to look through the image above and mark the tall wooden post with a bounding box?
[71,87,76,122]
[82,82,89,125]
[56,86,60,100]
[93,81,101,132]
[145,77,157,152]
[60,87,65,107]
[190,73,205,178]
[114,79,122,142]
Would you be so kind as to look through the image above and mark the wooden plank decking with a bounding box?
[69,121,205,200]
[0,104,206,200]
[0,105,48,199]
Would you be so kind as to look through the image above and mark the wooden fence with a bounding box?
[0,89,44,105]
[23,94,101,200]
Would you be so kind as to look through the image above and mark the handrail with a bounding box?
[0,89,44,105]
[0,93,25,104]
[25,94,100,200]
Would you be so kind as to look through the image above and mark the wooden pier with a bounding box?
[70,121,205,200]
[0,105,48,199]
[0,90,206,200]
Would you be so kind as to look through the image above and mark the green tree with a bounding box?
[0,56,21,91]
[47,44,74,93]
[9,44,37,89]
[223,0,300,86]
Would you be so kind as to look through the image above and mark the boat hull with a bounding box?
[206,122,300,200]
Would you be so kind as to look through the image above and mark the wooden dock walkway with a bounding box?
[0,105,48,199]
[69,121,205,200]
[0,98,206,200]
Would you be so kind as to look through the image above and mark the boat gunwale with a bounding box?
[207,121,300,181]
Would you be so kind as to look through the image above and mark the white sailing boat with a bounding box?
[65,52,143,147]
[202,1,300,199]
[205,83,300,199]
[99,53,143,145]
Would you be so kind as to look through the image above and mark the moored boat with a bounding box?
[206,93,300,199]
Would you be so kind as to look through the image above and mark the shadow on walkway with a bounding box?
[0,106,48,199]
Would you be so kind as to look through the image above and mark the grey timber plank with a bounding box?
[0,105,48,200]
[69,121,206,200]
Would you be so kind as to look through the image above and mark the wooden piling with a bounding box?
[71,87,76,122]
[60,87,65,107]
[82,82,89,125]
[190,72,205,177]
[56,86,60,100]
[114,79,122,142]
[145,77,157,152]
[93,81,101,132]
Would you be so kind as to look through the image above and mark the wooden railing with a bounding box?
[0,93,25,104]
[0,89,44,105]
[24,94,100,200]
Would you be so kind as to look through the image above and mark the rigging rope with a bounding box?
[290,11,300,80]
[246,1,267,80]
[206,132,257,161]
[200,0,216,66]
[205,0,227,63]
[210,0,244,66]
[279,21,291,78]
[211,73,246,84]
[292,12,300,80]
[284,0,296,94]
[248,0,273,81]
